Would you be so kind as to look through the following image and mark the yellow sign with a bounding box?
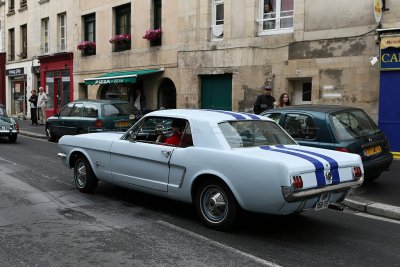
[374,0,382,24]
[380,36,400,49]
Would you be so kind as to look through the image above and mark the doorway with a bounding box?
[293,80,312,105]
[200,74,232,110]
[157,78,176,109]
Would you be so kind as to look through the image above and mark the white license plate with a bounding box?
[315,192,331,210]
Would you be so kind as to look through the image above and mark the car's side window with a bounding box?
[127,117,193,147]
[265,113,281,123]
[70,104,83,117]
[59,103,74,117]
[83,104,99,118]
[283,113,317,140]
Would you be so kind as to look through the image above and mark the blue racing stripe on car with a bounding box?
[276,145,340,184]
[205,110,247,120]
[240,112,261,120]
[260,146,326,187]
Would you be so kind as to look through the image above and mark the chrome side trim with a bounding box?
[282,177,364,203]
[57,153,67,159]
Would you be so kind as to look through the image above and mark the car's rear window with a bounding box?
[219,120,296,148]
[330,109,379,141]
[102,103,138,117]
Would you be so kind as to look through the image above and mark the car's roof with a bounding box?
[268,105,362,113]
[148,109,271,123]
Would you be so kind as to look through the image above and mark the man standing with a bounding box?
[37,87,48,125]
[253,85,275,114]
[28,90,38,125]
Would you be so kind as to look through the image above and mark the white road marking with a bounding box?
[19,134,53,143]
[157,220,281,267]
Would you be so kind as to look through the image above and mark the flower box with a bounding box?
[77,41,96,56]
[109,34,131,51]
[143,29,162,46]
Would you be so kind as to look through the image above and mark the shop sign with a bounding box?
[32,66,40,74]
[6,68,24,76]
[380,36,400,71]
[62,77,70,82]
[95,79,124,85]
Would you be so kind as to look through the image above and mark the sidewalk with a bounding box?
[16,118,400,221]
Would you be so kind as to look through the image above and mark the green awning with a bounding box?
[84,68,164,85]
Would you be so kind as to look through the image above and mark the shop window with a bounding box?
[58,13,67,51]
[113,4,131,52]
[8,28,15,61]
[258,0,294,35]
[41,17,49,54]
[211,0,224,40]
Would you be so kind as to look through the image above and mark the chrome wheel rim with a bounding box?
[75,160,87,188]
[46,127,52,138]
[200,185,228,223]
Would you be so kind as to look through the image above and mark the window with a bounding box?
[41,18,49,54]
[84,13,96,42]
[58,13,67,51]
[20,24,27,59]
[8,28,15,61]
[114,4,131,52]
[20,0,27,9]
[302,82,311,102]
[70,104,83,117]
[8,0,15,14]
[151,0,162,46]
[59,103,74,117]
[259,0,294,35]
[283,114,317,140]
[211,0,224,40]
[83,104,99,118]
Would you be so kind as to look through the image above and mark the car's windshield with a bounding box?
[102,103,139,117]
[330,109,379,141]
[219,120,296,148]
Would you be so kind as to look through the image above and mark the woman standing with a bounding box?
[28,90,38,125]
[274,93,291,108]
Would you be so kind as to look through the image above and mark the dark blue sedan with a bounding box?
[261,105,393,181]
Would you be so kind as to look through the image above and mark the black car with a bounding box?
[0,104,19,143]
[46,99,141,142]
[261,105,393,181]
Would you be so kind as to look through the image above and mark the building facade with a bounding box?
[2,0,399,152]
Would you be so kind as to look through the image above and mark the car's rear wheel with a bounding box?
[74,156,98,193]
[8,134,17,143]
[46,125,56,142]
[195,179,237,230]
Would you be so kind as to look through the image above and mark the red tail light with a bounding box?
[292,175,303,190]
[352,166,362,180]
[95,119,103,128]
[336,147,350,153]
[15,122,20,132]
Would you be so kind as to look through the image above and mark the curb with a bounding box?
[19,130,47,139]
[343,197,400,221]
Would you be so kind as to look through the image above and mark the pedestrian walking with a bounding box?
[253,85,275,114]
[28,90,38,125]
[37,87,48,125]
[132,88,147,113]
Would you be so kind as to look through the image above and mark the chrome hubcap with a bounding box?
[75,161,87,188]
[201,186,228,223]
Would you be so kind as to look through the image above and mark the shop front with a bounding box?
[6,67,27,117]
[378,33,400,156]
[38,53,74,118]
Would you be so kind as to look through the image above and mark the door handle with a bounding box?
[161,150,171,158]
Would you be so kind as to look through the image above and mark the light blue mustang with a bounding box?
[57,109,363,230]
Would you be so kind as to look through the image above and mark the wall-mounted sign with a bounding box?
[6,67,24,76]
[32,66,40,74]
[374,0,383,24]
[380,36,400,71]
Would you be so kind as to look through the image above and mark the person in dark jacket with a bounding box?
[253,85,275,114]
[28,90,38,125]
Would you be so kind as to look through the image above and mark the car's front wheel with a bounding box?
[74,156,98,193]
[46,125,56,142]
[195,179,237,230]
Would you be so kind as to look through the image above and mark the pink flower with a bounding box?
[109,34,131,44]
[142,29,162,41]
[77,41,96,50]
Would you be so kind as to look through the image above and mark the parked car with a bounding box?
[261,105,393,182]
[46,99,141,142]
[57,109,363,230]
[0,104,19,143]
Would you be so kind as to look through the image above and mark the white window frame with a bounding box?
[41,18,49,54]
[211,0,224,41]
[59,13,67,51]
[258,0,294,36]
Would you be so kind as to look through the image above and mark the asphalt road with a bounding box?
[1,135,400,266]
